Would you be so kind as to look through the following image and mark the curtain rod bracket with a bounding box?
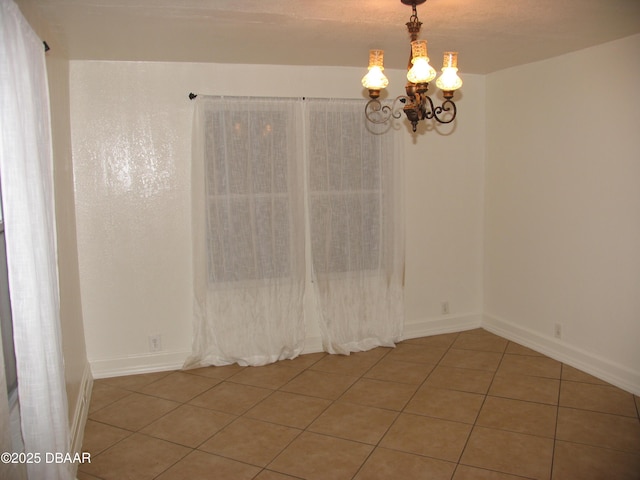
[43,41,50,52]
[189,93,197,100]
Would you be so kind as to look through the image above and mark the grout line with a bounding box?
[549,363,565,480]
[452,339,507,477]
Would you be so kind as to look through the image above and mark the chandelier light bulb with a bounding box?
[362,50,389,91]
[406,40,436,84]
[436,52,463,92]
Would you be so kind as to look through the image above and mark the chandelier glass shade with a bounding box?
[362,0,462,133]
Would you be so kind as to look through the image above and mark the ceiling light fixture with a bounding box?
[362,0,462,133]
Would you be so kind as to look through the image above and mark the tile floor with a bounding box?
[78,329,640,480]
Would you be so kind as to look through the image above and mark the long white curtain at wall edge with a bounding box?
[305,98,404,354]
[0,1,72,479]
[185,96,306,368]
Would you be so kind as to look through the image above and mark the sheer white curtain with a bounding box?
[0,1,72,479]
[185,96,306,367]
[305,98,404,354]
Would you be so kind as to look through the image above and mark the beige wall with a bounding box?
[68,61,486,375]
[484,34,640,393]
[48,50,89,427]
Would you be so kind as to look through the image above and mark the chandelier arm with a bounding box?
[364,97,407,124]
[431,99,457,124]
[419,95,457,124]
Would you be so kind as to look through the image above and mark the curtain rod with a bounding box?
[188,93,312,101]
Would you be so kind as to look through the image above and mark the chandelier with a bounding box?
[362,0,462,133]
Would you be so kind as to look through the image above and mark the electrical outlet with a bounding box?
[441,301,450,315]
[148,334,162,352]
[554,323,562,339]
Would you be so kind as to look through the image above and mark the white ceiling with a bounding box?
[20,0,640,74]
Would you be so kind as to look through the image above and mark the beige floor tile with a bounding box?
[402,332,459,348]
[228,362,301,389]
[461,426,554,480]
[97,371,173,391]
[405,386,484,424]
[182,363,245,380]
[560,364,608,385]
[254,470,303,480]
[364,357,434,385]
[139,404,235,448]
[79,433,190,480]
[76,472,103,480]
[308,401,398,444]
[269,431,373,480]
[354,447,456,480]
[340,378,417,411]
[310,347,390,377]
[81,420,131,455]
[452,332,508,353]
[188,381,271,415]
[138,371,222,403]
[424,365,495,394]
[556,407,640,453]
[199,417,300,467]
[380,413,472,462]
[505,342,544,356]
[476,396,557,437]
[245,391,331,428]
[439,348,503,372]
[453,465,531,479]
[552,440,640,480]
[488,373,560,405]
[386,343,448,364]
[280,369,359,400]
[82,332,639,480]
[89,392,180,431]
[559,380,638,417]
[462,328,493,336]
[155,450,260,480]
[87,382,130,414]
[496,354,561,379]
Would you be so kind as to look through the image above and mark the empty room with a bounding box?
[1,0,639,479]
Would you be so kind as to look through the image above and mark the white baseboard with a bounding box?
[69,362,93,478]
[90,351,191,379]
[91,316,483,378]
[483,313,640,396]
[88,312,639,397]
[402,312,483,340]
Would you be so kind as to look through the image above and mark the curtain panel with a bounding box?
[0,0,72,478]
[305,99,404,354]
[185,97,306,367]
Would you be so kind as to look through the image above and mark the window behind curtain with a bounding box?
[307,107,384,275]
[204,106,296,283]
[186,96,403,366]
